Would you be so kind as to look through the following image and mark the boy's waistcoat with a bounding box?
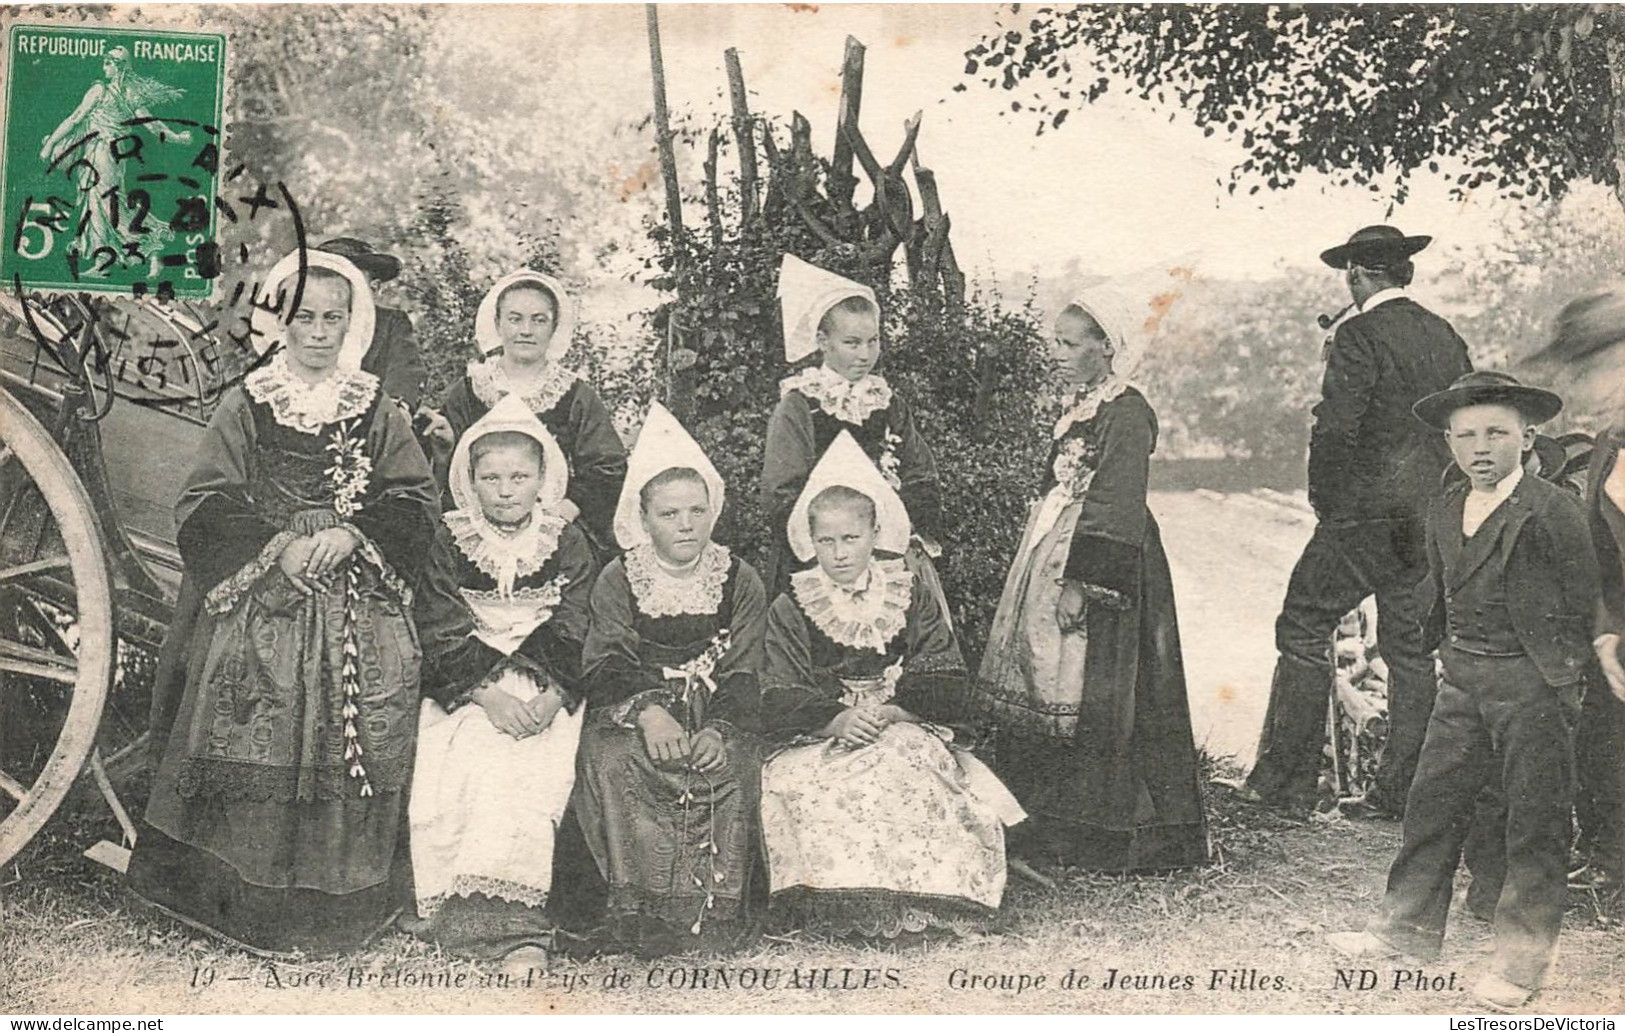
[1418,473,1599,688]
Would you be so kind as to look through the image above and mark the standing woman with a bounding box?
[127,250,439,956]
[435,270,627,557]
[761,255,947,606]
[975,282,1209,872]
[572,403,766,955]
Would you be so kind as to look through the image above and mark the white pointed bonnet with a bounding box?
[787,430,912,563]
[777,254,877,363]
[474,268,577,361]
[249,249,376,368]
[448,392,570,520]
[613,402,726,550]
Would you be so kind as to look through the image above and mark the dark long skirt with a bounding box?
[573,718,760,955]
[979,507,1209,872]
[127,823,406,958]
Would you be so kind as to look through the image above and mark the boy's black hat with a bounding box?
[1412,370,1563,429]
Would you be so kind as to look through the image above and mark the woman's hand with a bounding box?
[305,526,361,582]
[525,685,566,733]
[874,704,917,726]
[1596,633,1625,703]
[556,498,581,523]
[416,406,455,456]
[822,707,886,749]
[637,704,689,765]
[276,537,321,596]
[474,684,543,739]
[1055,579,1087,635]
[688,727,727,774]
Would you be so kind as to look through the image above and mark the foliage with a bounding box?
[1436,188,1625,430]
[194,4,655,399]
[1136,276,1328,467]
[962,4,1625,208]
[643,126,1054,656]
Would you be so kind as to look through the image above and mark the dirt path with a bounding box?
[1150,489,1314,765]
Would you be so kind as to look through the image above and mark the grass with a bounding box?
[2,761,1621,1015]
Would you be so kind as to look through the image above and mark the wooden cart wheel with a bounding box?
[0,387,116,868]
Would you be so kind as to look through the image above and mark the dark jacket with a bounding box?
[1419,472,1600,688]
[359,305,426,408]
[1591,427,1625,647]
[1309,297,1472,523]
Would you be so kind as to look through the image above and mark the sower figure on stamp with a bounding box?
[1329,372,1598,1012]
[316,237,428,409]
[1243,226,1473,817]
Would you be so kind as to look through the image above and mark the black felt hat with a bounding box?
[1412,370,1564,430]
[316,237,402,282]
[1320,225,1432,270]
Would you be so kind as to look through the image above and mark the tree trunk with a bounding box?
[1609,31,1625,213]
[724,48,758,223]
[646,4,684,247]
[829,36,866,206]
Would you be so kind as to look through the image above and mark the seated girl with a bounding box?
[759,432,1025,940]
[573,403,766,955]
[127,250,438,957]
[408,394,596,968]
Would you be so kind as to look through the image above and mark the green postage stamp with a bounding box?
[1,22,226,298]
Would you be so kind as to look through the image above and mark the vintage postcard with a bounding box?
[0,2,1621,1019]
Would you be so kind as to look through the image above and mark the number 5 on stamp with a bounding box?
[1,22,225,298]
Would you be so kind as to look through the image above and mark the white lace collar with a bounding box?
[623,541,732,618]
[1052,377,1131,441]
[467,356,579,416]
[781,365,893,425]
[243,354,379,434]
[790,556,912,653]
[441,507,569,597]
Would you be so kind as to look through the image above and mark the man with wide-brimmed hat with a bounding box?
[317,236,426,408]
[1243,226,1473,817]
[1329,370,1596,1010]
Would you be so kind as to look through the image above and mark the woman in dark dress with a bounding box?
[126,251,439,956]
[975,282,1209,872]
[436,269,627,557]
[572,403,766,955]
[408,394,596,966]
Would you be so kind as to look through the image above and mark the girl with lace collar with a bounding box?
[758,431,1024,942]
[433,269,628,556]
[761,254,946,599]
[973,274,1210,875]
[572,403,766,955]
[127,250,440,957]
[406,393,598,966]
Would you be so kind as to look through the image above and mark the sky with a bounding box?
[452,2,1542,293]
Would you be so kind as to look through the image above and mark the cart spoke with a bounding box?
[0,556,72,584]
[0,638,77,683]
[0,768,26,802]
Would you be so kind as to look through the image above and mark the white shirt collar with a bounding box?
[1462,464,1523,536]
[1358,287,1408,314]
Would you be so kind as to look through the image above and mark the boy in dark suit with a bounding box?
[1328,371,1599,1011]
